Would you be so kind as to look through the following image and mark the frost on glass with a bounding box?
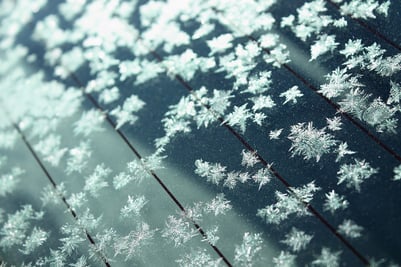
[0,0,400,266]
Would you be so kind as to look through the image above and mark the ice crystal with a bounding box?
[69,256,89,267]
[60,223,85,256]
[362,98,398,133]
[338,219,363,238]
[393,165,401,181]
[65,141,92,174]
[340,0,389,19]
[264,44,291,67]
[319,67,362,99]
[340,39,364,58]
[162,215,198,247]
[34,134,67,166]
[195,159,227,185]
[252,168,273,190]
[120,195,148,218]
[176,248,222,267]
[113,157,154,189]
[387,81,401,105]
[77,209,102,231]
[110,94,145,129]
[241,150,259,168]
[242,71,272,95]
[74,109,105,137]
[337,159,378,192]
[269,128,283,140]
[0,205,44,249]
[251,95,276,111]
[113,172,133,190]
[280,86,303,105]
[273,251,296,267]
[310,34,339,61]
[312,247,341,267]
[223,104,252,133]
[288,122,337,162]
[84,163,111,197]
[0,167,23,196]
[335,142,356,162]
[114,222,156,261]
[202,226,220,246]
[234,232,263,267]
[281,227,313,252]
[204,194,232,216]
[323,190,349,214]
[20,227,49,255]
[257,182,319,224]
[281,0,332,42]
[40,182,67,206]
[67,192,87,211]
[326,117,342,131]
[207,34,234,55]
[192,23,215,40]
[223,171,238,189]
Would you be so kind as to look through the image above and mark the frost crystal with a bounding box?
[234,232,263,267]
[273,251,296,267]
[288,122,337,162]
[337,159,378,192]
[257,182,319,224]
[162,215,198,247]
[207,34,234,55]
[340,0,389,19]
[241,150,259,168]
[176,248,222,267]
[195,159,227,185]
[281,227,313,252]
[114,222,156,261]
[387,81,401,105]
[335,142,355,162]
[323,190,349,214]
[74,109,105,137]
[0,167,23,196]
[393,165,401,181]
[120,195,148,218]
[34,134,67,166]
[0,205,44,249]
[204,194,232,216]
[110,95,145,129]
[312,247,341,267]
[84,163,111,197]
[280,86,303,104]
[251,95,276,111]
[252,168,273,190]
[326,117,342,131]
[310,34,339,61]
[20,227,49,255]
[269,128,283,140]
[65,141,92,174]
[223,104,252,133]
[338,219,363,239]
[340,39,364,58]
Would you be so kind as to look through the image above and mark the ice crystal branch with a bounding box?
[338,219,363,238]
[257,182,320,224]
[337,159,378,192]
[323,190,349,214]
[234,232,263,267]
[288,122,337,162]
[281,227,313,252]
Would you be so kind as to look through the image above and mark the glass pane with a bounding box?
[1,0,400,266]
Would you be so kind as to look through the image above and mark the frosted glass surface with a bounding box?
[0,0,401,266]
